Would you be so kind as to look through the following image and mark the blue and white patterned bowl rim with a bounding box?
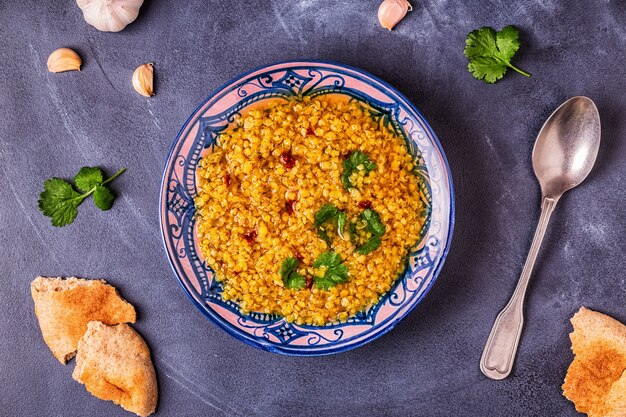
[160,60,455,356]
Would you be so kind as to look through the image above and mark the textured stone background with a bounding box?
[1,1,625,416]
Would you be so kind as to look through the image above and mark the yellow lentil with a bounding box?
[194,96,426,324]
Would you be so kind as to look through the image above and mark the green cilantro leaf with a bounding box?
[314,204,347,247]
[318,229,332,247]
[280,257,306,290]
[314,267,349,289]
[354,235,382,255]
[37,179,83,227]
[326,263,348,282]
[285,272,306,289]
[362,209,386,236]
[336,211,347,239]
[341,151,377,190]
[314,204,338,227]
[314,276,337,291]
[93,185,115,211]
[348,221,358,246]
[312,251,350,290]
[38,167,126,227]
[74,167,104,192]
[312,251,341,268]
[350,209,386,255]
[280,257,299,278]
[464,25,531,84]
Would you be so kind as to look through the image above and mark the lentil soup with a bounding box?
[194,95,427,326]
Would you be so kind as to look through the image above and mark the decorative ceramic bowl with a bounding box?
[160,60,454,355]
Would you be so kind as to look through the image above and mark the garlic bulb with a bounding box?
[76,0,144,32]
[132,63,154,97]
[47,48,82,73]
[378,0,412,31]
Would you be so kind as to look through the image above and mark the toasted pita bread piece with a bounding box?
[563,307,626,417]
[31,276,136,364]
[72,321,157,417]
[605,370,626,417]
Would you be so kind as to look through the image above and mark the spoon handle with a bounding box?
[480,196,558,380]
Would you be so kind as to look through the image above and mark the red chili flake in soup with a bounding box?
[243,230,257,243]
[306,127,315,136]
[285,199,296,214]
[357,200,373,209]
[294,251,304,262]
[305,275,313,289]
[223,174,231,186]
[279,151,296,169]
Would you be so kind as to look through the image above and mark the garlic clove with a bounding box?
[47,48,82,73]
[76,0,143,33]
[378,0,412,31]
[132,63,154,97]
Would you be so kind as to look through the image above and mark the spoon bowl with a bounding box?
[533,96,601,199]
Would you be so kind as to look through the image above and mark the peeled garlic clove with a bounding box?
[378,0,412,31]
[47,48,82,73]
[132,63,154,97]
[76,0,143,32]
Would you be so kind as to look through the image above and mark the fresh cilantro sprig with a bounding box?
[341,151,376,190]
[312,251,349,290]
[464,25,531,84]
[280,257,306,290]
[314,203,347,246]
[353,209,386,255]
[38,167,126,227]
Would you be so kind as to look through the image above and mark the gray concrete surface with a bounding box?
[1,1,625,416]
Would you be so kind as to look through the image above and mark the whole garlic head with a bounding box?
[76,0,144,32]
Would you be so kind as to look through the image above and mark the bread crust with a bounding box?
[31,276,136,364]
[72,321,157,417]
[563,307,626,417]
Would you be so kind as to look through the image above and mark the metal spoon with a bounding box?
[480,96,601,380]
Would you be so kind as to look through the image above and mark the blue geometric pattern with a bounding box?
[266,322,309,344]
